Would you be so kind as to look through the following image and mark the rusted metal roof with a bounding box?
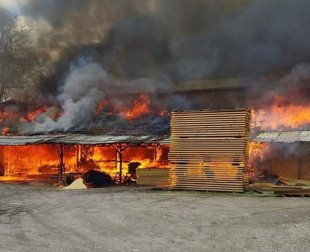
[254,131,310,143]
[0,134,169,146]
[169,109,251,192]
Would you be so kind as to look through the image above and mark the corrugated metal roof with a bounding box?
[0,134,170,146]
[52,134,169,145]
[254,131,310,143]
[0,135,64,146]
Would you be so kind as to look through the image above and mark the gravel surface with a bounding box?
[0,183,310,252]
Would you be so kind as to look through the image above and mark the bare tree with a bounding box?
[0,7,38,102]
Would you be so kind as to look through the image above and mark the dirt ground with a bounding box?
[0,183,310,252]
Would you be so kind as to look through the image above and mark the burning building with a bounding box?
[0,0,310,192]
[0,134,170,184]
[0,75,309,192]
[251,131,310,182]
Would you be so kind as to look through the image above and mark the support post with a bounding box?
[76,145,80,170]
[57,144,65,184]
[119,146,123,182]
[113,143,128,184]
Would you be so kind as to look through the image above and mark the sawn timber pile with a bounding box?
[169,109,251,192]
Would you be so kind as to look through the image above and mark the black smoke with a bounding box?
[1,0,310,133]
[17,0,310,80]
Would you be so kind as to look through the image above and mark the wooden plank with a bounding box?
[137,168,170,186]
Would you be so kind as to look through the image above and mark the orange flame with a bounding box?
[0,106,49,123]
[0,145,169,181]
[95,100,109,115]
[0,111,17,122]
[25,106,48,121]
[254,96,310,130]
[1,127,10,135]
[124,94,150,120]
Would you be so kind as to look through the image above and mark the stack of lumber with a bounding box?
[137,168,170,187]
[169,109,251,192]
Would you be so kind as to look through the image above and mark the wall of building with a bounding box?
[255,143,310,180]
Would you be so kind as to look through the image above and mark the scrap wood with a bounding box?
[272,186,310,197]
[248,182,276,191]
[284,179,310,187]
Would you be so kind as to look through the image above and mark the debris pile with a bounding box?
[82,170,115,188]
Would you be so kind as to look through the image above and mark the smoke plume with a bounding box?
[1,0,310,132]
[14,0,310,80]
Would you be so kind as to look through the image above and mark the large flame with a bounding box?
[0,106,48,123]
[0,93,166,135]
[123,94,150,120]
[0,144,169,181]
[254,96,310,130]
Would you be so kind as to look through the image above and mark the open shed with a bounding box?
[0,134,170,184]
[253,130,310,180]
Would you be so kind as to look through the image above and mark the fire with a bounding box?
[0,111,18,122]
[0,145,62,179]
[249,142,270,164]
[25,106,48,121]
[1,127,9,135]
[254,96,310,130]
[249,141,271,179]
[0,144,169,182]
[0,106,49,123]
[123,94,150,120]
[95,100,109,115]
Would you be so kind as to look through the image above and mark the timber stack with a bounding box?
[169,109,251,192]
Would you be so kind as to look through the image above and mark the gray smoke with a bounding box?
[34,59,110,132]
[247,63,310,108]
[1,0,310,132]
[25,56,175,133]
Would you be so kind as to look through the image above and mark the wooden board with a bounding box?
[137,168,170,186]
